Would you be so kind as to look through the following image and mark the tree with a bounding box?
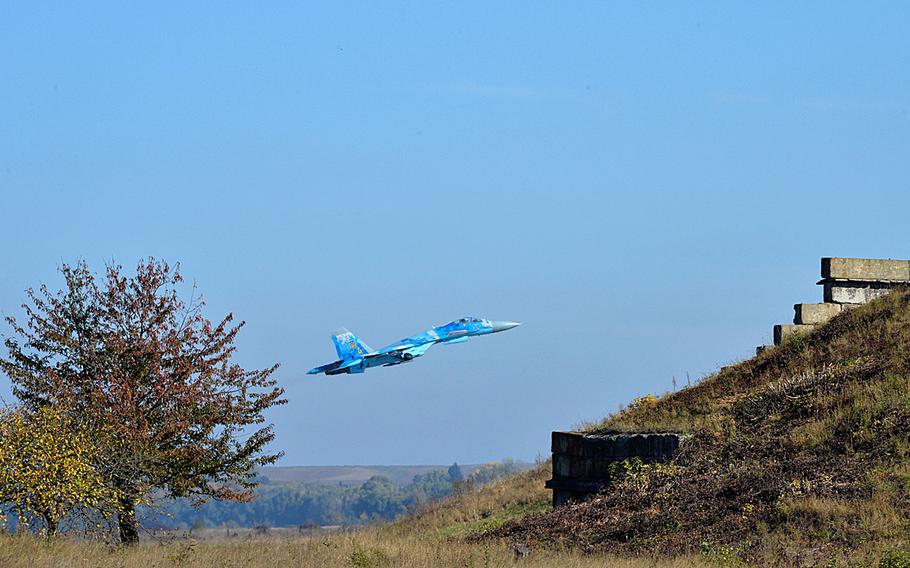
[447,462,464,483]
[0,259,286,543]
[347,476,406,521]
[468,459,523,485]
[0,404,120,536]
[409,470,452,501]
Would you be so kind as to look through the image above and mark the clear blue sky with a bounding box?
[1,3,909,466]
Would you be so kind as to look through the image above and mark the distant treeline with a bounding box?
[142,461,525,529]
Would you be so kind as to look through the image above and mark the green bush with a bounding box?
[349,545,388,568]
[880,549,910,568]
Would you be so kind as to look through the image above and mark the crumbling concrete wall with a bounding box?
[545,431,683,507]
[769,257,910,347]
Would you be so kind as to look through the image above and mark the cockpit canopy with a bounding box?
[455,317,483,323]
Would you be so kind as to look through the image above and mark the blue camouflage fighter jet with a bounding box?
[307,318,520,375]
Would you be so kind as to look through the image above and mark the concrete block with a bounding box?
[793,303,842,325]
[548,431,685,507]
[823,281,894,304]
[774,324,816,345]
[822,257,910,282]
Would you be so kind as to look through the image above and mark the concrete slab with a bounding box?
[822,257,910,282]
[823,281,894,304]
[774,324,816,345]
[793,303,842,325]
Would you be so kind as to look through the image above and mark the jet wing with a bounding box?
[307,358,365,375]
[374,341,436,358]
[402,342,435,357]
[336,358,364,370]
[376,342,424,354]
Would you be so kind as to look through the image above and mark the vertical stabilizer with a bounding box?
[331,328,374,361]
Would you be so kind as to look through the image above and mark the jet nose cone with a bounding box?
[491,321,521,333]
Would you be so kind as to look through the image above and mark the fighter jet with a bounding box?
[307,317,520,375]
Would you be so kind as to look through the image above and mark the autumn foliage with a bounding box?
[0,404,120,535]
[0,259,286,543]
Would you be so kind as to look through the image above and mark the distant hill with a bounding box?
[256,464,494,486]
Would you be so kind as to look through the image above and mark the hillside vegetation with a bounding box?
[480,288,910,566]
[388,463,551,539]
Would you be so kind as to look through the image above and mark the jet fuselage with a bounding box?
[307,317,520,375]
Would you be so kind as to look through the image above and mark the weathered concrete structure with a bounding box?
[769,257,910,346]
[545,431,683,507]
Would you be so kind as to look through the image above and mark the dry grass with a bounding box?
[0,530,710,568]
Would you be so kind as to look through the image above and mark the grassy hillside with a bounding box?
[387,462,551,538]
[481,288,910,566]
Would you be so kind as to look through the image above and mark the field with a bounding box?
[0,529,710,568]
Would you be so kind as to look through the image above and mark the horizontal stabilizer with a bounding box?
[307,361,340,375]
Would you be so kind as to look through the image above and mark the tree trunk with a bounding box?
[43,514,57,538]
[118,494,139,545]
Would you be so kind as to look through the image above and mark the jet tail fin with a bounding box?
[332,328,374,361]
